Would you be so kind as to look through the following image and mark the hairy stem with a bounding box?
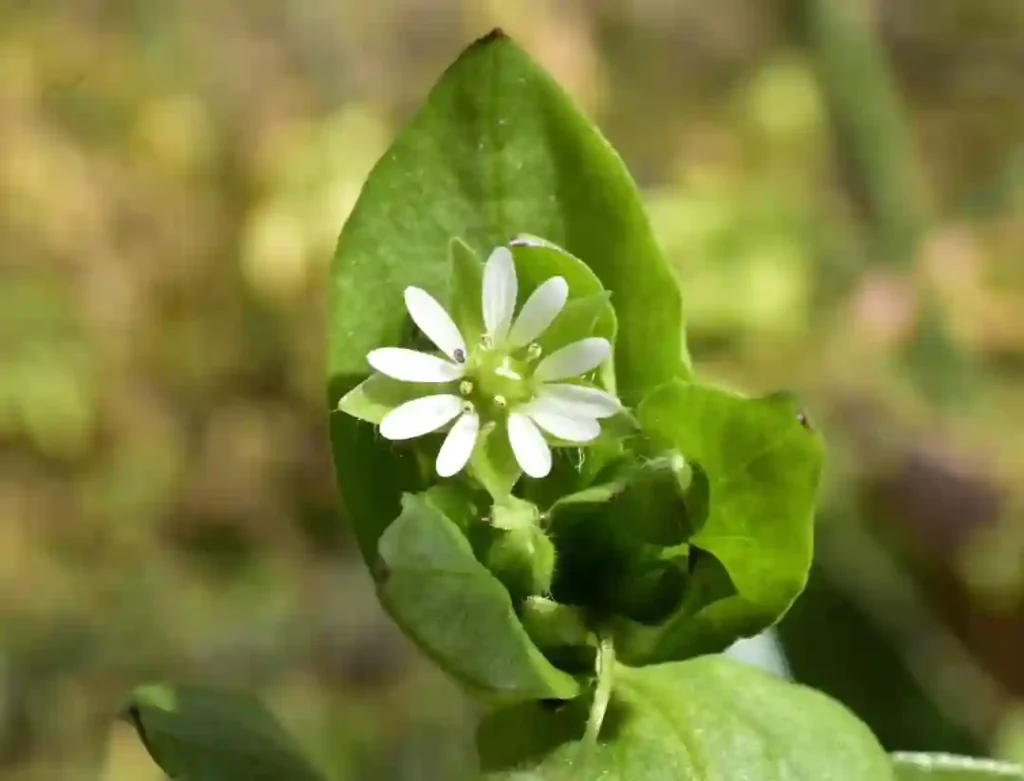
[584,634,616,747]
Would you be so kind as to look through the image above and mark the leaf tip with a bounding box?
[473,27,509,47]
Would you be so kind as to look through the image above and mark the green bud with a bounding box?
[484,524,556,601]
[520,596,591,651]
[613,546,689,624]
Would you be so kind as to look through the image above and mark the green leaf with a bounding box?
[328,30,688,562]
[613,381,824,664]
[478,656,893,780]
[121,684,327,781]
[336,372,442,424]
[449,237,485,345]
[376,492,580,703]
[893,753,1024,780]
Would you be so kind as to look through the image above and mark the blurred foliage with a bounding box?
[1,0,1023,779]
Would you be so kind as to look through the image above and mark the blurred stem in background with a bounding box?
[794,0,974,407]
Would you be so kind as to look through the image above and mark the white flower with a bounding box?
[365,246,620,479]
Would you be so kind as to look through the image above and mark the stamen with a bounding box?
[453,348,466,364]
[493,395,507,409]
[527,343,543,361]
[459,380,474,396]
[480,334,494,350]
[461,400,475,414]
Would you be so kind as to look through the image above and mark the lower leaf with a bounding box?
[478,655,893,781]
[377,492,581,703]
[120,684,328,781]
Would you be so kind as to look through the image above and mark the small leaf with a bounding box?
[508,236,607,307]
[121,684,327,781]
[479,656,893,781]
[893,753,1024,780]
[470,422,522,499]
[535,292,613,355]
[507,239,617,392]
[336,372,440,424]
[377,492,580,702]
[613,381,824,664]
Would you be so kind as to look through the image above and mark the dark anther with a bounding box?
[797,411,811,430]
[453,348,466,364]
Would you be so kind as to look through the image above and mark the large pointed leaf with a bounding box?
[613,381,824,664]
[328,30,687,565]
[376,492,581,703]
[120,684,328,781]
[893,753,1024,780]
[478,656,893,780]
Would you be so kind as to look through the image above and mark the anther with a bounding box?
[527,343,543,361]
[459,380,474,396]
[453,348,466,364]
[493,395,507,409]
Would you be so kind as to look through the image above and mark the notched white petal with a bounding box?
[507,411,552,478]
[435,411,480,477]
[482,246,517,343]
[367,348,464,383]
[508,276,569,348]
[536,384,621,419]
[523,401,601,443]
[379,394,463,440]
[404,287,467,362]
[534,337,611,382]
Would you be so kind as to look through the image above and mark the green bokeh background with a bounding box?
[1,1,1023,779]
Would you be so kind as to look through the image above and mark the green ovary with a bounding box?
[464,348,536,415]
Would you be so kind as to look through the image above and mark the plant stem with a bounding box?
[584,634,616,747]
[793,0,974,406]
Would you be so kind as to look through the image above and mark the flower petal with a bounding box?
[367,348,464,383]
[535,384,621,419]
[507,411,552,478]
[534,337,611,382]
[435,410,480,477]
[482,246,517,342]
[507,276,569,348]
[379,394,463,440]
[522,399,601,443]
[404,287,467,362]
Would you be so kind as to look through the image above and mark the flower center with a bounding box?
[464,347,534,415]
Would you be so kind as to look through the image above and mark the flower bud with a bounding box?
[520,596,590,650]
[484,524,556,601]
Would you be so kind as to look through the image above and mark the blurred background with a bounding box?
[1,0,1023,778]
